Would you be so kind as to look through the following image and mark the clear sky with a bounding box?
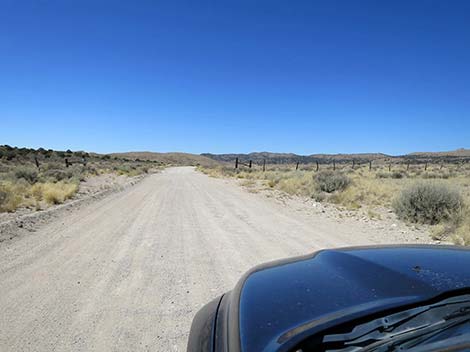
[1,1,469,155]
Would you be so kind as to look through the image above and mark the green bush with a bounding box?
[14,167,38,184]
[314,171,351,193]
[393,182,463,224]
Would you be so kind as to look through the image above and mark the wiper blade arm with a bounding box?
[323,295,470,351]
[323,306,430,343]
[363,315,470,351]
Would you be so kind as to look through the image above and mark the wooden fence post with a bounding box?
[295,162,299,170]
[369,160,372,171]
[235,157,238,169]
[333,160,336,171]
[249,160,252,169]
[316,161,319,172]
[34,156,40,169]
[263,159,266,172]
[388,163,391,172]
[425,162,428,171]
[65,158,70,168]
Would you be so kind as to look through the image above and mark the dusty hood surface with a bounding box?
[237,246,470,352]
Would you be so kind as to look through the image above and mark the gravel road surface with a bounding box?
[0,167,416,351]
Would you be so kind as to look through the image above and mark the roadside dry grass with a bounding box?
[0,145,160,213]
[198,163,470,245]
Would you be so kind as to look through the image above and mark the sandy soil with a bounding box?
[0,167,432,351]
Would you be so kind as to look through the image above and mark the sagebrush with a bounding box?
[393,182,463,225]
[314,171,351,193]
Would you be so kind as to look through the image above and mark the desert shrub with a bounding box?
[376,171,406,179]
[42,165,84,182]
[393,182,463,224]
[391,171,406,179]
[314,171,351,193]
[422,172,439,179]
[311,191,326,202]
[86,166,98,176]
[422,171,455,179]
[42,169,71,182]
[267,179,276,188]
[376,171,389,179]
[14,167,38,184]
[0,164,10,174]
[114,164,132,175]
[441,172,455,179]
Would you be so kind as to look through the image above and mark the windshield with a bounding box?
[295,294,470,352]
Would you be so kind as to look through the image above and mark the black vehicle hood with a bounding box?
[234,245,470,352]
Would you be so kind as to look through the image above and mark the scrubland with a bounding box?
[0,145,157,213]
[199,162,470,245]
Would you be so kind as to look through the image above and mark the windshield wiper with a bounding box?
[362,313,470,351]
[322,294,470,352]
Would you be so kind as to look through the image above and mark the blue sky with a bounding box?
[1,1,469,155]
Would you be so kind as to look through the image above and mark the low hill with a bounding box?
[110,152,220,167]
[408,148,470,158]
[203,149,470,165]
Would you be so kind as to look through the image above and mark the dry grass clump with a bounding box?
[43,182,79,204]
[243,170,317,196]
[31,182,79,205]
[0,180,80,211]
[431,206,470,246]
[329,177,399,209]
[0,183,22,212]
[452,218,470,246]
[277,172,315,196]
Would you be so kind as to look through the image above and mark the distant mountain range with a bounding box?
[110,152,220,167]
[108,148,470,166]
[202,149,470,164]
[6,146,468,167]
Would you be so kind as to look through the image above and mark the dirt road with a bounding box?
[0,167,421,351]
